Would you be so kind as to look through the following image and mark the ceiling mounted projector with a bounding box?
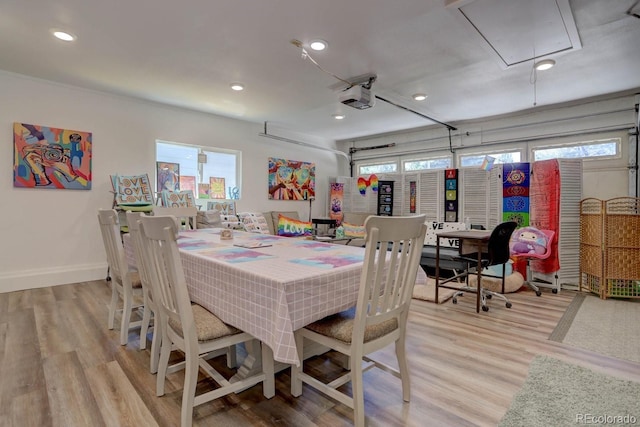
[340,86,375,110]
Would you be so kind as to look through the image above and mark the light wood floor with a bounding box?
[1,280,639,427]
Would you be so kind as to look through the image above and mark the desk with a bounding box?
[435,229,490,313]
[311,217,337,236]
[125,229,427,366]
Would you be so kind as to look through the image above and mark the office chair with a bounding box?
[452,221,518,312]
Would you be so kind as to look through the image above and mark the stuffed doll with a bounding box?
[510,226,548,255]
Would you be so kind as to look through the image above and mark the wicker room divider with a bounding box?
[580,197,640,299]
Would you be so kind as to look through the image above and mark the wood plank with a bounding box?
[2,281,639,426]
[42,351,106,427]
[86,361,159,427]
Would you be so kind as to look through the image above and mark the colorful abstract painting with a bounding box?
[209,177,226,199]
[502,162,530,226]
[180,175,196,193]
[156,162,180,193]
[444,169,458,222]
[198,183,210,199]
[410,181,417,213]
[329,183,344,224]
[268,157,315,200]
[13,122,92,190]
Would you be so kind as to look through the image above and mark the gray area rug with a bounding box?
[549,293,640,363]
[499,356,640,427]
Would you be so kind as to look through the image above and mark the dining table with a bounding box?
[124,228,428,371]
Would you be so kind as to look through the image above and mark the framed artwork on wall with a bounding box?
[13,122,92,190]
[198,183,210,199]
[209,177,226,199]
[156,161,180,192]
[180,175,196,193]
[268,157,315,201]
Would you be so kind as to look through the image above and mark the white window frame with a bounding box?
[458,149,523,168]
[156,140,242,200]
[356,161,399,175]
[531,137,621,162]
[403,155,453,172]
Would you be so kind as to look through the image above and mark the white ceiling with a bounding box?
[1,0,639,141]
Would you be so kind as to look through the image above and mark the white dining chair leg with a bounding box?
[181,350,199,427]
[120,291,133,345]
[150,320,161,374]
[140,301,152,350]
[108,283,118,330]
[225,345,237,369]
[351,356,365,427]
[396,335,410,401]
[156,329,172,396]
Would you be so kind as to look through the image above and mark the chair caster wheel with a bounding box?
[452,298,458,304]
[482,305,489,312]
[536,290,542,296]
[506,302,512,308]
[552,289,558,294]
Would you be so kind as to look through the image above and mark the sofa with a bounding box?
[198,209,374,242]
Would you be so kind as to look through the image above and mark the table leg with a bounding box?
[435,242,440,303]
[230,339,275,398]
[476,249,482,313]
[261,343,275,398]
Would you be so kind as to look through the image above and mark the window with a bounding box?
[459,151,521,168]
[404,156,452,171]
[532,138,620,161]
[358,162,398,175]
[156,141,241,200]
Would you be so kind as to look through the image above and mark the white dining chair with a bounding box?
[125,211,160,371]
[153,206,198,230]
[97,209,144,346]
[291,214,427,427]
[138,215,270,427]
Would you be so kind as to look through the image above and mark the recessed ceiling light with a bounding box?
[412,93,427,101]
[309,40,328,51]
[230,83,244,91]
[534,59,556,71]
[52,30,76,42]
[332,114,345,120]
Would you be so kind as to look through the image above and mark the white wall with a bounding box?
[0,71,344,292]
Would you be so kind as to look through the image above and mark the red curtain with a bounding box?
[529,160,560,273]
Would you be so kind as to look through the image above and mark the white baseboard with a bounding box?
[0,263,108,293]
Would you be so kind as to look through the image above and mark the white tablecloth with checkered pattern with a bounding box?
[125,228,426,365]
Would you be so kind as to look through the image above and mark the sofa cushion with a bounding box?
[277,214,313,237]
[263,211,300,235]
[238,212,270,234]
[342,222,366,238]
[196,210,223,229]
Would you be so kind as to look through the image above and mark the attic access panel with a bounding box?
[447,0,581,68]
